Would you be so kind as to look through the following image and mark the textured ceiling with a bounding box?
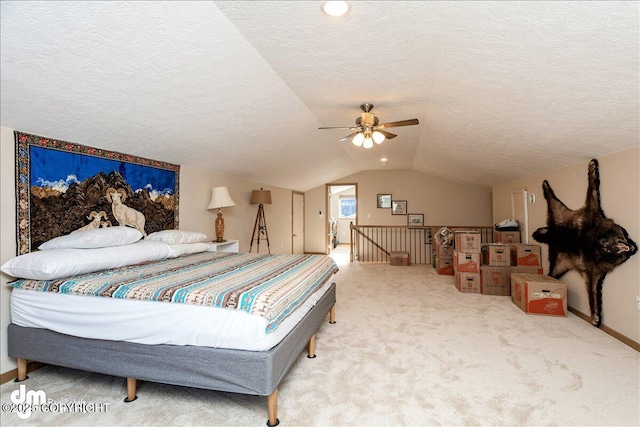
[1,1,638,191]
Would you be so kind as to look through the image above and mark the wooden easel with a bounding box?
[250,204,270,254]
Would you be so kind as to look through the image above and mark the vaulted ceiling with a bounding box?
[1,1,638,191]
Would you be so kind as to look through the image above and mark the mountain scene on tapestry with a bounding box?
[15,132,180,254]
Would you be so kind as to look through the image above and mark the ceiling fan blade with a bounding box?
[377,119,419,129]
[338,132,361,142]
[376,130,397,139]
[319,126,360,130]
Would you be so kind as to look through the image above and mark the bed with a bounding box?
[3,230,339,426]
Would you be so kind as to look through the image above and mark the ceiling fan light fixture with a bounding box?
[321,1,350,17]
[319,103,418,148]
[352,132,364,147]
[372,131,385,144]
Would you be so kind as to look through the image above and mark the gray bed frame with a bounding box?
[8,282,336,426]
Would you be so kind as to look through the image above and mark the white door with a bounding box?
[511,189,529,243]
[292,192,304,253]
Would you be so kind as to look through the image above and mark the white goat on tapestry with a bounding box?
[105,188,147,236]
[72,210,109,233]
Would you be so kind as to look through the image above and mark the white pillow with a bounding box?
[1,240,173,280]
[146,230,208,245]
[167,242,211,258]
[39,226,143,250]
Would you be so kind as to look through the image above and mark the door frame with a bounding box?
[291,191,305,253]
[325,183,358,254]
[510,188,529,244]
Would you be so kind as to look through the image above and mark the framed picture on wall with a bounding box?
[407,213,424,227]
[377,194,392,208]
[391,200,407,215]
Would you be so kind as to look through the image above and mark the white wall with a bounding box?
[492,148,640,343]
[304,186,328,254]
[0,126,295,375]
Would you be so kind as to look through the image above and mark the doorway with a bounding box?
[326,183,357,255]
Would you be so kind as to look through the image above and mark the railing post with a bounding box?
[349,222,354,262]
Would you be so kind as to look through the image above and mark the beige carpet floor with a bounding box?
[1,253,639,426]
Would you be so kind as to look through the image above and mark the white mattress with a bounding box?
[10,279,333,352]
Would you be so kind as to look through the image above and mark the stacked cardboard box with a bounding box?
[453,231,481,293]
[434,237,454,275]
[493,230,521,244]
[390,251,410,266]
[481,266,512,295]
[439,229,550,302]
[456,272,481,293]
[511,273,567,316]
[480,244,511,295]
[481,244,510,267]
[454,231,482,252]
[454,250,481,273]
[510,244,543,274]
[478,242,544,295]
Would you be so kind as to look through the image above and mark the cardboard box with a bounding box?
[510,244,542,267]
[480,266,511,296]
[435,243,454,258]
[454,231,481,252]
[481,244,510,267]
[435,256,454,275]
[453,251,481,273]
[510,266,544,275]
[493,231,521,244]
[511,273,567,316]
[390,251,410,266]
[456,272,481,293]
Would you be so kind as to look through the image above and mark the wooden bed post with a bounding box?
[16,358,28,381]
[307,334,317,359]
[124,378,138,402]
[267,389,279,426]
[329,304,336,324]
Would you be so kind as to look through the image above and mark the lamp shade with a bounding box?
[207,187,236,210]
[352,132,364,147]
[250,189,272,205]
[372,131,385,144]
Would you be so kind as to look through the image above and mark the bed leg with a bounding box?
[329,304,336,324]
[15,358,28,382]
[124,378,138,402]
[267,389,279,426]
[307,334,317,359]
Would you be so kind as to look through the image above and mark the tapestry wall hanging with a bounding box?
[532,159,637,327]
[15,131,180,255]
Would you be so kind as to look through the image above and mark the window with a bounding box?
[339,196,356,218]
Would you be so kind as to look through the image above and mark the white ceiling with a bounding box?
[1,1,638,191]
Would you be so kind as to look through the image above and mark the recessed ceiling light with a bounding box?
[380,157,388,162]
[321,1,350,17]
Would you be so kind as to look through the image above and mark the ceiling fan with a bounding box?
[319,103,419,149]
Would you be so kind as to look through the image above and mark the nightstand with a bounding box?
[207,239,239,253]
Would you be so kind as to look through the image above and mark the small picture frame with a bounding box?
[408,213,424,227]
[377,194,392,208]
[391,200,407,215]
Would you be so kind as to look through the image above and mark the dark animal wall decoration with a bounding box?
[533,159,637,327]
[15,131,180,255]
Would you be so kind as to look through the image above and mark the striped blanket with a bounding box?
[10,252,339,333]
